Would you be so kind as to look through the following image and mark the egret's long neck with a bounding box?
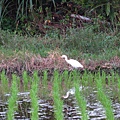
[65,56,68,61]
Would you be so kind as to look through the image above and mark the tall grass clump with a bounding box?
[30,71,39,120]
[53,71,64,120]
[23,71,29,91]
[7,74,18,120]
[74,79,88,120]
[96,77,114,120]
[0,70,9,93]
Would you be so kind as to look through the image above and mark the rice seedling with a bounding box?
[0,70,9,93]
[7,74,18,120]
[107,74,111,86]
[117,73,120,85]
[68,71,73,85]
[116,73,120,101]
[23,71,29,91]
[81,70,89,86]
[74,79,88,120]
[111,70,115,85]
[62,70,69,89]
[42,70,48,96]
[72,70,79,81]
[95,70,105,86]
[30,71,39,120]
[16,76,21,91]
[53,71,64,120]
[96,77,114,120]
[42,70,48,88]
[87,72,94,86]
[33,71,40,83]
[101,71,106,85]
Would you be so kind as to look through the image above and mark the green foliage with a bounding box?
[7,74,18,120]
[73,0,119,25]
[1,24,120,62]
[74,81,88,120]
[0,0,119,34]
[42,70,48,97]
[62,70,69,89]
[42,70,48,89]
[30,71,39,120]
[90,0,119,23]
[0,26,120,60]
[23,71,29,91]
[117,73,120,101]
[1,71,9,93]
[0,0,62,32]
[64,26,120,58]
[0,29,49,57]
[96,77,114,120]
[53,71,64,120]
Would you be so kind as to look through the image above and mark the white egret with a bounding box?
[62,86,83,99]
[61,55,83,69]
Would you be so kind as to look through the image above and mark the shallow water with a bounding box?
[0,86,120,120]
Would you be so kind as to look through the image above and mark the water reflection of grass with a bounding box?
[0,70,119,119]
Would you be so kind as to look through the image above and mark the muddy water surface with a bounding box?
[0,86,120,120]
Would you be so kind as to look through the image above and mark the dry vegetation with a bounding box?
[0,51,120,77]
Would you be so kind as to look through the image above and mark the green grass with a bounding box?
[0,26,120,61]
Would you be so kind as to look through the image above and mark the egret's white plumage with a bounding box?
[62,86,83,98]
[61,55,83,69]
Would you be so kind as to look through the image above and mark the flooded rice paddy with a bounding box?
[1,87,120,120]
[0,70,120,120]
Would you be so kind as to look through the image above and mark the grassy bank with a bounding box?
[0,25,120,62]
